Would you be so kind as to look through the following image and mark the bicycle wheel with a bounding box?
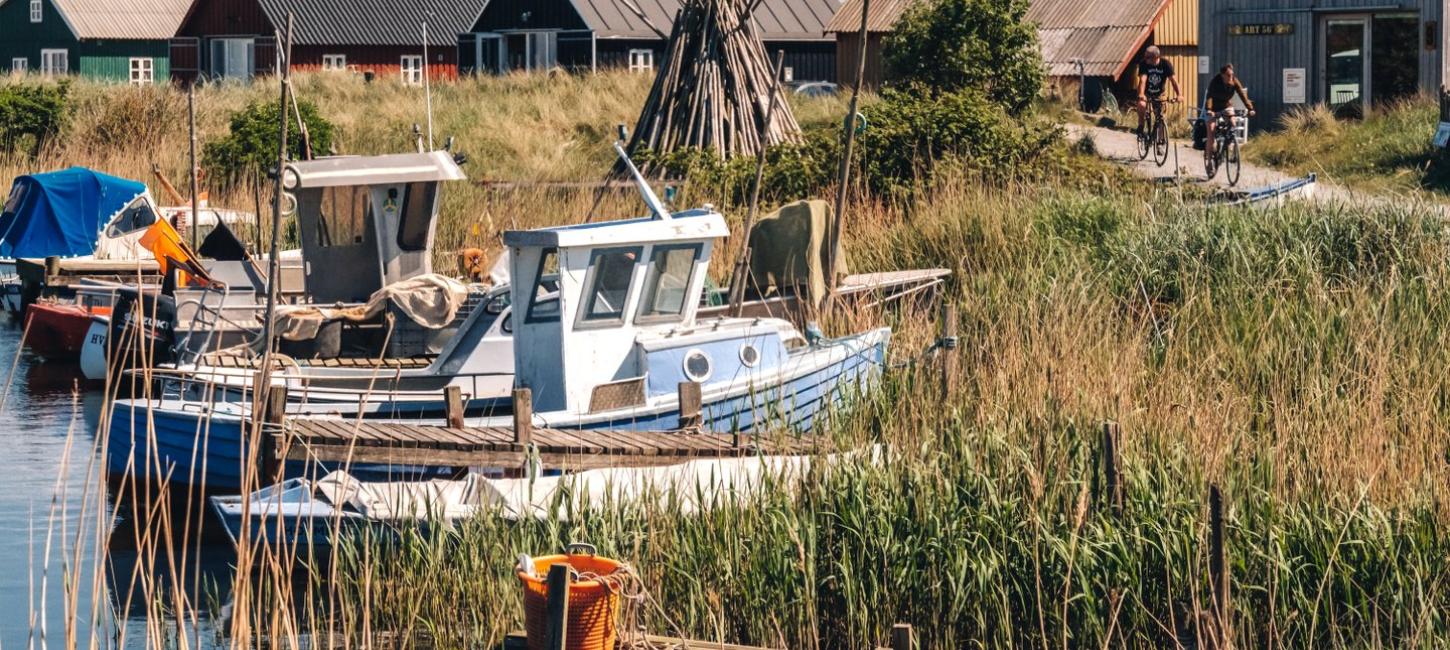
[1225,136,1241,186]
[1203,137,1217,179]
[1136,123,1150,160]
[1153,118,1170,166]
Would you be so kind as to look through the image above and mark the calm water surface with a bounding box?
[0,321,232,648]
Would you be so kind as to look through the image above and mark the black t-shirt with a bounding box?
[1141,58,1175,97]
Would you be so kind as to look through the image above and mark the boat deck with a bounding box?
[279,419,821,471]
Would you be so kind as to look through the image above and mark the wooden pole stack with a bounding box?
[624,0,802,166]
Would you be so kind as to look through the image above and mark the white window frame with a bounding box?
[628,48,653,73]
[129,57,154,85]
[29,0,41,23]
[40,49,67,76]
[322,54,346,71]
[400,55,423,85]
[11,58,27,74]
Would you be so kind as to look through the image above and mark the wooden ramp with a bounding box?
[279,419,821,471]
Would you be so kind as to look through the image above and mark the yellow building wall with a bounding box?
[1157,0,1198,47]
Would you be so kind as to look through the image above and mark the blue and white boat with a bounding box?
[107,151,892,491]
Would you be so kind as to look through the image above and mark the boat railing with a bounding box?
[129,366,511,405]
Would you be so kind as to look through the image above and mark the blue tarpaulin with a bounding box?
[0,167,146,259]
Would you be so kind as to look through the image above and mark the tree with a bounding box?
[0,81,69,157]
[884,0,1043,115]
[203,98,336,186]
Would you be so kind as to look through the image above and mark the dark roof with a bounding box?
[1027,0,1171,77]
[253,0,486,46]
[571,0,841,41]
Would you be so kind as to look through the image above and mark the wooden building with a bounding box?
[825,0,1200,108]
[458,0,840,82]
[0,0,190,83]
[171,0,485,83]
[1200,0,1444,125]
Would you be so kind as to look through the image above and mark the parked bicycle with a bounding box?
[1202,108,1246,186]
[1136,98,1176,167]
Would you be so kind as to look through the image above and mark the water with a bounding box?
[0,321,231,648]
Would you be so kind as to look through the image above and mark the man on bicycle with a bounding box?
[1135,46,1180,136]
[1204,63,1255,160]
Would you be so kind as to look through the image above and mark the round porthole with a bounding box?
[739,344,760,368]
[683,348,712,383]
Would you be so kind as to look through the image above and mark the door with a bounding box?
[210,38,254,79]
[476,34,503,74]
[1323,17,1368,110]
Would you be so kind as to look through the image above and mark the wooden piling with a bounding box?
[513,387,533,447]
[1209,484,1231,649]
[1102,421,1123,517]
[543,563,571,650]
[444,385,465,429]
[940,302,958,401]
[43,256,60,278]
[261,384,288,484]
[678,381,702,430]
[890,623,915,650]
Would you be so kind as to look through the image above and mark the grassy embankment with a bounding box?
[14,73,1450,647]
[1247,96,1450,198]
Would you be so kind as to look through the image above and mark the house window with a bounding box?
[39,49,67,76]
[209,38,254,79]
[129,58,153,85]
[628,49,653,73]
[401,55,424,85]
[29,0,40,23]
[526,32,557,70]
[322,54,346,71]
[10,58,26,74]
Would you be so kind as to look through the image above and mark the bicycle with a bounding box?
[1135,97,1175,167]
[1202,108,1247,186]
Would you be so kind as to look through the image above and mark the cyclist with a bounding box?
[1204,63,1255,160]
[1135,46,1180,137]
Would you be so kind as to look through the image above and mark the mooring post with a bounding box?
[940,302,958,401]
[1210,484,1231,649]
[261,384,288,484]
[678,381,702,430]
[543,563,571,650]
[43,256,60,278]
[444,385,465,429]
[513,387,533,447]
[890,623,915,650]
[1103,421,1123,517]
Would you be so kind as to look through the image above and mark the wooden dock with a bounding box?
[263,384,823,476]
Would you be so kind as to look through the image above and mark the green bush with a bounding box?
[884,0,1043,114]
[203,98,336,186]
[0,81,69,156]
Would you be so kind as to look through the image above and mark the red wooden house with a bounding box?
[170,0,485,83]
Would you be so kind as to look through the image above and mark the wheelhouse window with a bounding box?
[316,186,370,247]
[397,181,436,251]
[401,55,424,85]
[636,244,699,321]
[525,248,561,323]
[628,49,653,73]
[129,58,153,85]
[29,0,40,23]
[579,247,641,325]
[322,54,346,71]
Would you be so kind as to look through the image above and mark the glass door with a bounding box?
[1322,17,1368,110]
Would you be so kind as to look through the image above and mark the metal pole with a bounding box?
[826,0,870,306]
[727,50,787,316]
[187,84,201,251]
[257,14,293,399]
[423,19,434,150]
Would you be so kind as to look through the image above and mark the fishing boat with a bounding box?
[24,301,106,361]
[108,149,893,490]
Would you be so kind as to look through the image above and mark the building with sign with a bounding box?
[1200,0,1446,125]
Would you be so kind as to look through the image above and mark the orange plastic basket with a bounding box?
[518,545,623,650]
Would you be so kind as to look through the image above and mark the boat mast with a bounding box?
[257,15,293,412]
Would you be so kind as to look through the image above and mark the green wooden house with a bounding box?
[0,0,191,83]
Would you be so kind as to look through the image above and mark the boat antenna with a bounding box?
[614,140,670,221]
[422,15,434,151]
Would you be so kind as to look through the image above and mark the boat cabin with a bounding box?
[283,151,465,303]
[505,208,730,413]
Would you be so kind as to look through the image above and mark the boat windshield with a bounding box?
[525,248,560,323]
[580,247,641,325]
[637,244,699,322]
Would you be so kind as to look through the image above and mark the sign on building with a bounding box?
[1282,68,1306,104]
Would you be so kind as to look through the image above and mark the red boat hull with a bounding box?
[25,303,103,362]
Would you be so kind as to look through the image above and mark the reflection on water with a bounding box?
[0,321,236,648]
